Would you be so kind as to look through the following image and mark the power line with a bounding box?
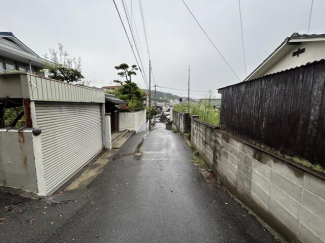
[112,0,148,88]
[152,70,159,86]
[121,0,148,88]
[238,0,247,76]
[180,0,241,81]
[138,0,151,60]
[307,0,314,33]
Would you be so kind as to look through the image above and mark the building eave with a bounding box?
[244,33,325,81]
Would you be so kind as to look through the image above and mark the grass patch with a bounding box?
[184,132,191,140]
[191,150,210,171]
[274,234,281,242]
[172,128,178,133]
[173,91,220,127]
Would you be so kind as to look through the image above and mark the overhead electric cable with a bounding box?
[307,0,314,33]
[121,0,149,88]
[152,70,159,86]
[113,0,148,88]
[180,0,241,81]
[129,1,143,55]
[238,0,247,76]
[138,0,151,60]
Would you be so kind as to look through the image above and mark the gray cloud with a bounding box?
[2,0,324,98]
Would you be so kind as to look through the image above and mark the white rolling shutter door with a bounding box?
[35,102,103,194]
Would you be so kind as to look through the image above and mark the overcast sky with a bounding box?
[2,0,325,98]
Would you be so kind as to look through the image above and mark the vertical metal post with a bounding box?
[29,60,32,73]
[188,65,190,113]
[149,60,152,130]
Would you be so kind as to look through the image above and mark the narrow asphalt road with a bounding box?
[0,123,276,243]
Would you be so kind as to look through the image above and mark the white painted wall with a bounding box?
[119,110,146,133]
[265,41,325,76]
[104,114,112,149]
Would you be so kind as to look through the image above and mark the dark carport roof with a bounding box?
[105,94,124,105]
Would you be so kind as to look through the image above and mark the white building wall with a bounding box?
[265,41,325,76]
[104,114,112,149]
[119,110,146,133]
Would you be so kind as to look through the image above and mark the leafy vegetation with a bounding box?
[191,150,210,171]
[146,106,157,120]
[174,92,220,126]
[113,63,138,84]
[3,107,25,127]
[113,63,146,112]
[42,43,86,84]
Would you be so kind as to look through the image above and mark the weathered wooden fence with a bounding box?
[219,60,325,167]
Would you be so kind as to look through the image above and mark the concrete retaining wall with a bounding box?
[190,117,325,243]
[119,110,146,133]
[172,110,191,134]
[0,128,38,193]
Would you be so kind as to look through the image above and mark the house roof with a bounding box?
[0,32,46,68]
[200,99,221,107]
[102,85,121,90]
[219,59,325,91]
[244,33,325,81]
[180,97,198,103]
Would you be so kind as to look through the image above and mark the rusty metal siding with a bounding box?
[219,60,325,167]
[35,102,103,194]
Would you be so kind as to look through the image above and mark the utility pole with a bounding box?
[154,85,157,107]
[149,60,152,130]
[188,65,190,113]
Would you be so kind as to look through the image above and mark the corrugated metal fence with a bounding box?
[219,60,325,166]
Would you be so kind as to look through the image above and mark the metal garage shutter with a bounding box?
[35,102,103,194]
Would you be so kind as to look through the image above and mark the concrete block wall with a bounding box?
[172,111,191,134]
[191,116,325,243]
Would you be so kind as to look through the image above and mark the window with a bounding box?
[5,61,16,71]
[0,62,4,71]
[19,66,27,72]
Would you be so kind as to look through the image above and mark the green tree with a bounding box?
[113,63,146,112]
[113,63,138,84]
[42,43,86,84]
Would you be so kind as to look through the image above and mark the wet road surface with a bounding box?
[0,123,276,243]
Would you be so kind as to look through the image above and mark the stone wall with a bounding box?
[190,116,325,243]
[172,110,191,134]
